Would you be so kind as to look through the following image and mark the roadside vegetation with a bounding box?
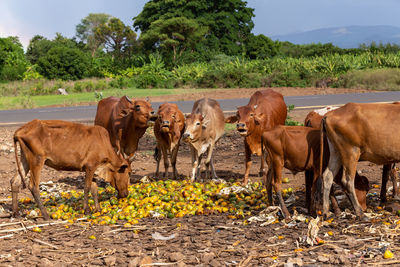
[1,0,400,109]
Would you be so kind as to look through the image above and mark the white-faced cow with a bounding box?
[153,103,185,179]
[183,98,225,181]
[11,120,130,220]
[226,89,287,185]
[320,102,400,218]
[94,96,157,163]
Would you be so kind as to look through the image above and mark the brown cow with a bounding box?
[153,103,185,179]
[183,98,225,181]
[320,102,400,218]
[305,107,399,204]
[11,120,130,220]
[226,89,287,185]
[94,96,156,163]
[263,125,369,218]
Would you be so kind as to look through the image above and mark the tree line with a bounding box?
[1,0,400,83]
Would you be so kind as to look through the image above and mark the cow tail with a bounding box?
[319,117,326,177]
[13,135,27,189]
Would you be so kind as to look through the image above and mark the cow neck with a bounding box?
[245,125,263,154]
[124,114,147,155]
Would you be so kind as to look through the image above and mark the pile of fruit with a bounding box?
[18,179,295,225]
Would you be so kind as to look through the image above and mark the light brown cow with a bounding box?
[153,103,185,179]
[94,96,156,163]
[183,98,225,181]
[320,102,400,218]
[11,120,130,220]
[305,107,398,204]
[263,125,369,218]
[226,89,287,185]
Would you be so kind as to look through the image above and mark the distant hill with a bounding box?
[271,25,400,48]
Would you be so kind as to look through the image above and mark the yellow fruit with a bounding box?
[32,227,41,233]
[88,235,96,240]
[282,177,289,183]
[384,249,394,259]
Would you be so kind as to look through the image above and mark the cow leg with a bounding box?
[28,159,49,220]
[329,189,341,217]
[190,147,199,182]
[90,180,100,212]
[205,144,215,180]
[243,141,252,185]
[154,145,162,178]
[322,141,342,218]
[390,164,399,199]
[210,157,218,179]
[171,145,179,180]
[266,168,274,206]
[83,168,96,215]
[341,153,363,218]
[162,146,169,178]
[380,164,391,203]
[270,158,290,218]
[305,170,313,212]
[197,155,203,180]
[11,151,30,217]
[259,144,265,177]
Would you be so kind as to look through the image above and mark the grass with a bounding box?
[0,88,211,110]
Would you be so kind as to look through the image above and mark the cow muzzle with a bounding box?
[182,133,191,142]
[236,123,248,136]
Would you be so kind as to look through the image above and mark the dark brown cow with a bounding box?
[226,89,287,185]
[320,103,400,218]
[183,98,225,181]
[153,103,185,179]
[94,96,156,163]
[11,120,130,220]
[263,125,369,218]
[305,107,399,204]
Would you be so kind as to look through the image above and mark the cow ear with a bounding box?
[118,164,129,173]
[254,113,266,125]
[225,115,238,123]
[119,109,131,117]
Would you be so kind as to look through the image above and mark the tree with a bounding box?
[0,37,29,80]
[37,46,90,80]
[76,13,111,55]
[133,0,255,56]
[245,34,279,59]
[140,17,208,62]
[95,17,137,60]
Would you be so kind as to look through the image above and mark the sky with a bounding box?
[1,0,400,48]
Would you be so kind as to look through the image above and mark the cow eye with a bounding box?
[135,105,141,111]
[250,113,254,117]
[196,122,201,126]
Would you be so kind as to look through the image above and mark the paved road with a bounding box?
[1,91,400,125]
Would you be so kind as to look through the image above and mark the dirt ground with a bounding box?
[0,87,399,267]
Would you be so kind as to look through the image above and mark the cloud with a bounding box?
[333,27,351,35]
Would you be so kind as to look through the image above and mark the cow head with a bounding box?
[132,100,157,127]
[225,105,265,136]
[111,158,131,198]
[183,113,208,143]
[157,104,179,134]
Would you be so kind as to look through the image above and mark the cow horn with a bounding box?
[146,96,150,103]
[125,96,132,103]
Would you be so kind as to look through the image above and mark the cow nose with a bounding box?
[151,111,155,115]
[237,123,245,128]
[183,133,190,139]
